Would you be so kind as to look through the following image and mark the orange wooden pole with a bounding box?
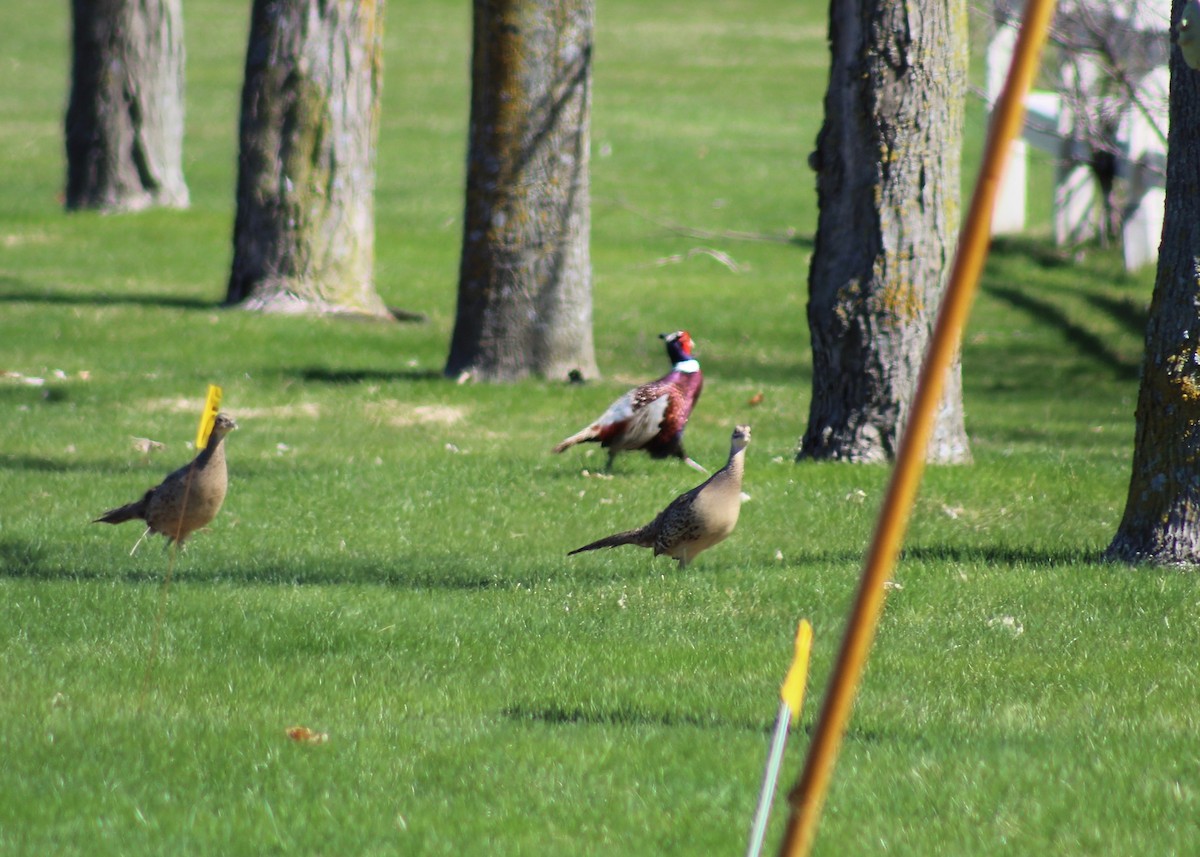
[777,1,1058,854]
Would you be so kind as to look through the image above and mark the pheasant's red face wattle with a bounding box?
[676,331,693,357]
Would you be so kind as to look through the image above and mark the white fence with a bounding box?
[987,2,1169,270]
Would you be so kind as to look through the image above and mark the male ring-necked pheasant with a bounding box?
[568,424,750,568]
[93,413,237,547]
[553,330,705,473]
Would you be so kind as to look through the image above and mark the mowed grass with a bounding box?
[1,0,1198,854]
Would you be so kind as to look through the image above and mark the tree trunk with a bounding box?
[1106,23,1200,565]
[65,0,189,212]
[226,0,391,319]
[444,0,598,382]
[798,0,970,464]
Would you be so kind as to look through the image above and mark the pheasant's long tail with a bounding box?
[568,527,653,556]
[553,425,600,454]
[93,491,150,526]
[93,502,145,525]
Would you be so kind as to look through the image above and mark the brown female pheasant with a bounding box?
[553,330,705,473]
[568,424,750,568]
[93,413,237,546]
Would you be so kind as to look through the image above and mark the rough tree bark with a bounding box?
[226,0,390,318]
[444,0,598,382]
[65,0,189,212]
[798,0,970,463]
[1106,17,1200,565]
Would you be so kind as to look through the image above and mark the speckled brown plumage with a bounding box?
[94,413,237,546]
[568,425,750,568]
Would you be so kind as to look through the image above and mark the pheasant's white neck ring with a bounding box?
[673,359,700,373]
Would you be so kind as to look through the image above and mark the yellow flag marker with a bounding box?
[195,385,223,450]
[781,619,813,726]
[746,619,813,857]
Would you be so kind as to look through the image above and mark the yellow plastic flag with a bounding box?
[195,385,223,450]
[781,619,813,726]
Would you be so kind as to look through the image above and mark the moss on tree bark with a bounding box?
[799,0,970,464]
[226,0,390,319]
[444,0,598,382]
[1107,16,1200,565]
[65,0,189,212]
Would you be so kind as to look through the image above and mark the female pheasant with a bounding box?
[553,330,705,473]
[93,413,237,547]
[568,424,750,568]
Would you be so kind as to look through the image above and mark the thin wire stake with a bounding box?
[138,386,219,711]
[776,1,1058,854]
[138,457,197,711]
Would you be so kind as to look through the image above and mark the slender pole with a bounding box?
[140,385,223,710]
[776,2,1058,854]
[747,620,813,857]
[747,708,793,857]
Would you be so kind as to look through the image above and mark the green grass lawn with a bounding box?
[2,0,1197,854]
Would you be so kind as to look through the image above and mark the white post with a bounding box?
[1121,65,1168,270]
[1054,53,1099,246]
[987,15,1027,234]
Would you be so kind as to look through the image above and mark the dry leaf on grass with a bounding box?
[286,725,329,745]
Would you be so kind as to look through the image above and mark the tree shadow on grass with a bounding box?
[503,702,768,733]
[502,704,941,746]
[987,235,1077,269]
[0,386,71,407]
[983,284,1141,381]
[0,280,217,311]
[902,543,1107,566]
[0,453,138,476]
[0,279,428,321]
[3,533,724,591]
[0,537,541,590]
[503,705,939,743]
[290,366,444,384]
[781,543,1107,569]
[1084,291,1149,341]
